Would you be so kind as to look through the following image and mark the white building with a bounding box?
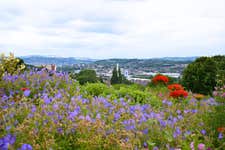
[43,64,57,71]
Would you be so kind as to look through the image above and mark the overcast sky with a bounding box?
[0,0,225,58]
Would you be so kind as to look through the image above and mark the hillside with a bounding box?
[20,56,197,74]
[20,56,96,66]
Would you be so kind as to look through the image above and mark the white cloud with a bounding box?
[0,0,225,58]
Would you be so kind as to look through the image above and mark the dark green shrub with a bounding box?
[75,69,99,85]
[181,57,217,95]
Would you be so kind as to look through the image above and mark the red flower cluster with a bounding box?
[152,74,169,85]
[21,87,29,91]
[168,84,184,91]
[169,89,188,98]
[217,127,225,133]
[168,83,188,98]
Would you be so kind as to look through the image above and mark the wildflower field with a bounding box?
[0,70,225,150]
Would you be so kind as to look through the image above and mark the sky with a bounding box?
[0,0,225,59]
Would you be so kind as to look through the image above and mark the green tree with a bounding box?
[111,67,119,84]
[118,68,123,83]
[181,56,217,95]
[111,67,131,85]
[76,69,99,85]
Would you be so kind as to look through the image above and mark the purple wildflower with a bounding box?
[28,113,34,118]
[167,120,174,127]
[53,104,58,110]
[159,119,167,127]
[162,99,172,105]
[104,101,113,108]
[123,119,135,125]
[0,134,16,149]
[201,129,206,135]
[153,147,159,150]
[58,115,63,120]
[139,115,147,123]
[124,137,129,142]
[218,133,223,139]
[3,134,16,145]
[106,129,114,135]
[114,112,120,121]
[18,143,33,150]
[143,142,148,148]
[185,130,191,135]
[173,127,181,138]
[82,99,89,104]
[2,95,9,102]
[79,115,85,120]
[141,104,149,111]
[68,106,80,120]
[44,97,52,104]
[46,111,54,117]
[177,115,183,120]
[24,90,31,97]
[31,106,36,113]
[57,128,63,134]
[0,142,9,150]
[173,117,178,123]
[96,113,101,119]
[176,110,181,114]
[9,90,14,96]
[142,128,148,134]
[184,110,190,114]
[192,109,198,113]
[55,92,62,99]
[85,115,92,122]
[6,126,11,131]
[167,101,173,106]
[125,125,135,130]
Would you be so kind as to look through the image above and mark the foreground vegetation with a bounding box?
[0,54,224,149]
[0,70,224,149]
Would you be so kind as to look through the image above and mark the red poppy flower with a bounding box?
[217,127,225,132]
[21,87,29,91]
[169,89,188,98]
[168,84,184,91]
[152,74,169,85]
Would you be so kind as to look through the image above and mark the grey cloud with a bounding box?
[0,0,225,58]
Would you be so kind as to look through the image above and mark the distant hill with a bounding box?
[94,57,197,67]
[159,57,197,61]
[20,56,197,72]
[91,57,197,74]
[20,56,96,66]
